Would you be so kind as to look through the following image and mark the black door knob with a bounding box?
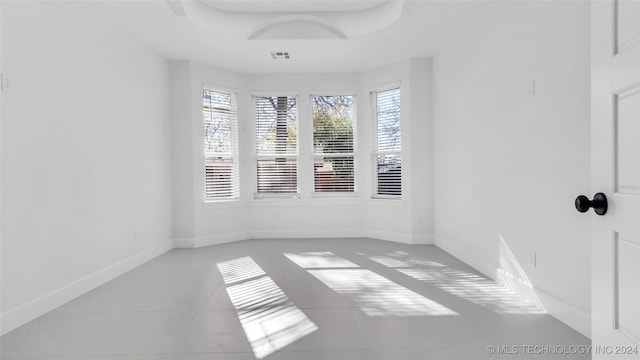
[575,193,608,215]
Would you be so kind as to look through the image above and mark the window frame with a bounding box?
[253,93,300,199]
[371,85,402,199]
[202,84,240,202]
[310,93,358,196]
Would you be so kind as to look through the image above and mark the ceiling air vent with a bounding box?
[270,51,290,60]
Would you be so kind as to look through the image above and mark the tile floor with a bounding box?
[1,238,590,359]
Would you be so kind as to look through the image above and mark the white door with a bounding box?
[591,0,640,357]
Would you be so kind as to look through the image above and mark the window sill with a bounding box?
[311,192,359,199]
[368,196,405,207]
[203,199,243,209]
[250,196,362,207]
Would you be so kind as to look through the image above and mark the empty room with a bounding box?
[1,0,639,359]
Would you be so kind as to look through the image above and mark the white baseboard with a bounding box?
[0,240,173,336]
[176,229,367,248]
[194,231,250,247]
[173,237,195,248]
[434,235,496,277]
[365,229,412,244]
[535,286,591,339]
[434,235,591,339]
[249,228,365,240]
[412,234,434,245]
[174,229,432,248]
[173,233,249,248]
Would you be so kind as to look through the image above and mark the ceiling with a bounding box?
[198,0,390,13]
[93,0,488,74]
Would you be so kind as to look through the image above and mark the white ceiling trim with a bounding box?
[94,0,488,74]
[173,0,410,39]
[248,15,347,40]
[199,0,389,13]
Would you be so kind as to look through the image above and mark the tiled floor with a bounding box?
[1,238,590,359]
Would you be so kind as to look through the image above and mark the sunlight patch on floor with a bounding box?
[399,267,543,314]
[363,251,544,314]
[217,257,317,359]
[284,251,359,269]
[285,252,457,317]
[362,250,447,268]
[217,256,267,284]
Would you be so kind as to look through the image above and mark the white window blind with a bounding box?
[203,88,239,200]
[373,88,401,197]
[255,96,298,195]
[312,95,355,193]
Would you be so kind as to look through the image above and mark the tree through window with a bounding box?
[255,96,298,195]
[312,95,355,193]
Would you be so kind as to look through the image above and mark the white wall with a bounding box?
[362,59,434,244]
[171,60,434,246]
[189,62,249,246]
[170,61,250,247]
[246,73,366,240]
[408,59,434,242]
[170,61,196,242]
[433,1,591,336]
[1,2,173,334]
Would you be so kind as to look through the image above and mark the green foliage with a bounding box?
[312,96,353,154]
[312,96,354,179]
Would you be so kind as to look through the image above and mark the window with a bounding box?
[255,96,298,195]
[373,88,401,197]
[312,95,355,193]
[203,87,239,200]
